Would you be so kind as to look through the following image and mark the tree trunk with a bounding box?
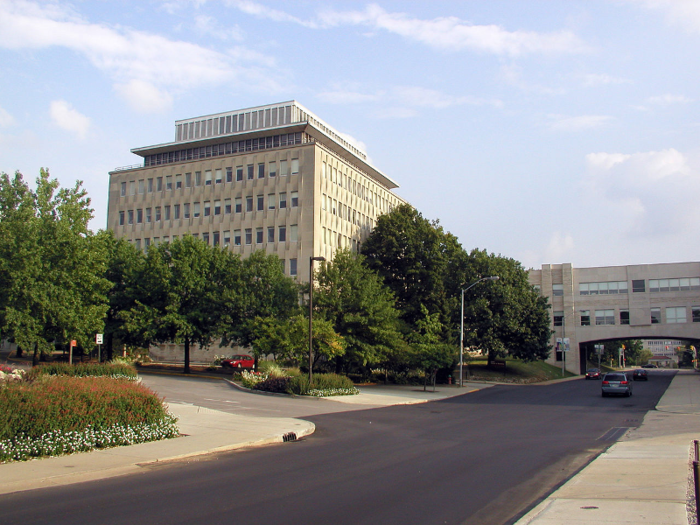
[106,333,113,362]
[184,337,191,374]
[32,342,40,366]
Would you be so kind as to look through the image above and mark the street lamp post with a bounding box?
[460,276,499,387]
[309,256,326,383]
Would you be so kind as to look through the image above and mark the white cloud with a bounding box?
[548,114,614,132]
[194,14,244,41]
[646,94,692,106]
[584,148,699,239]
[49,100,91,139]
[543,232,575,263]
[632,0,700,33]
[0,106,16,127]
[229,1,589,56]
[581,73,630,87]
[0,0,280,113]
[114,80,174,113]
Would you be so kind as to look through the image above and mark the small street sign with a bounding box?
[96,333,103,345]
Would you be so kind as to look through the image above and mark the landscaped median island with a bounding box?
[236,363,360,397]
[0,363,179,463]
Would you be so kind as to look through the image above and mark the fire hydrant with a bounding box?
[448,375,452,385]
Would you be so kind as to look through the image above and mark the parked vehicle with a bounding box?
[633,369,648,380]
[585,368,601,380]
[601,372,633,397]
[642,364,658,368]
[221,355,255,369]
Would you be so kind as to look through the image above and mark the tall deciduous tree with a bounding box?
[0,170,111,364]
[313,249,404,374]
[409,305,456,391]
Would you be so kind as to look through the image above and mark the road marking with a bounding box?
[597,427,632,441]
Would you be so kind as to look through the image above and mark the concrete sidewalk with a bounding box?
[516,370,700,525]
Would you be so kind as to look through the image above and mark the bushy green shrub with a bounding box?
[0,376,178,462]
[254,376,291,393]
[287,373,359,396]
[256,361,286,377]
[26,362,138,381]
[239,370,268,389]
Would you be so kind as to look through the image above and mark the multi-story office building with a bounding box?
[107,101,408,282]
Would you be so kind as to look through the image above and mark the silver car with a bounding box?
[601,372,633,397]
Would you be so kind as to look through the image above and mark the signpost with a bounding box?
[95,333,103,363]
[69,339,77,364]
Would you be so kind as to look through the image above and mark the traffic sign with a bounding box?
[96,333,103,345]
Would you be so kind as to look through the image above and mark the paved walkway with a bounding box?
[516,369,700,525]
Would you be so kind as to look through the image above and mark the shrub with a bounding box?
[256,361,286,377]
[287,373,359,396]
[0,366,26,385]
[0,376,178,462]
[254,376,291,393]
[26,362,138,381]
[239,370,268,389]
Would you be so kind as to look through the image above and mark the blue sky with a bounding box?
[1,0,699,269]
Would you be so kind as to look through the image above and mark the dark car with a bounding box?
[601,372,633,397]
[221,355,255,369]
[642,364,658,369]
[633,369,648,380]
[585,368,601,380]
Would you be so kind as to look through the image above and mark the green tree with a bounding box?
[409,305,456,391]
[314,249,404,374]
[121,235,232,373]
[287,315,346,371]
[0,170,111,364]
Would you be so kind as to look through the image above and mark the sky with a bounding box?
[1,0,699,269]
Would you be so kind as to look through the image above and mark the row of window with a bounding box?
[118,192,299,225]
[132,225,299,250]
[322,161,392,210]
[120,160,300,198]
[322,194,375,230]
[553,306,700,327]
[550,277,700,296]
[144,132,305,167]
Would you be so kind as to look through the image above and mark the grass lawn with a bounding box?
[463,358,577,384]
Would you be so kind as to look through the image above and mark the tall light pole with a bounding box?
[309,256,326,383]
[460,276,499,387]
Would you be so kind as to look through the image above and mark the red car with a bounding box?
[221,355,255,369]
[585,368,601,380]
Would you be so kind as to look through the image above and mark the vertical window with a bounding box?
[580,310,590,326]
[215,169,222,184]
[620,310,630,325]
[155,207,161,222]
[552,284,564,296]
[553,311,563,326]
[175,174,182,189]
[156,177,162,191]
[185,173,192,188]
[245,228,252,245]
[291,158,299,175]
[280,160,288,177]
[120,182,126,196]
[214,200,221,215]
[257,195,264,211]
[138,179,145,194]
[692,306,700,323]
[223,231,230,247]
[224,198,231,214]
[136,209,143,224]
[256,227,263,244]
[267,227,275,243]
[290,258,297,276]
[234,229,241,246]
[290,224,298,242]
[202,232,210,245]
[184,203,190,219]
[144,238,150,250]
[145,208,152,223]
[258,163,265,178]
[269,162,276,177]
[174,204,180,219]
[194,202,200,218]
[135,239,141,250]
[235,197,242,213]
[148,178,153,193]
[204,201,211,217]
[246,196,253,212]
[291,191,299,207]
[666,307,687,324]
[195,171,202,186]
[633,280,646,293]
[279,226,286,242]
[651,308,661,324]
[279,192,287,209]
[226,167,233,183]
[213,231,220,246]
[166,176,172,190]
[119,211,124,225]
[268,194,275,210]
[205,170,212,186]
[247,165,254,179]
[236,167,243,181]
[128,210,134,224]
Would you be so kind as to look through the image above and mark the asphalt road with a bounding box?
[0,371,675,525]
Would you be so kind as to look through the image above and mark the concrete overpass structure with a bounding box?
[529,262,700,374]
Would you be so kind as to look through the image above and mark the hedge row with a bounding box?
[26,362,138,381]
[253,373,359,396]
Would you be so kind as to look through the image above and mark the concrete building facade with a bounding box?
[107,101,408,362]
[529,262,700,374]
